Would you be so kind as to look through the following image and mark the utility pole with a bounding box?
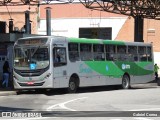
[46,7,52,36]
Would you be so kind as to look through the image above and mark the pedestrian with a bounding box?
[2,61,10,88]
[154,63,159,80]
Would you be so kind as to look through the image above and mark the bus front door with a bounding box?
[53,47,68,88]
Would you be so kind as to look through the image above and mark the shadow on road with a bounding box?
[16,82,159,96]
[16,85,121,96]
[0,106,32,112]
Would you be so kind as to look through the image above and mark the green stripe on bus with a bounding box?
[84,61,153,77]
[103,40,125,45]
[69,38,125,45]
[114,62,153,75]
[84,61,124,77]
[68,38,102,44]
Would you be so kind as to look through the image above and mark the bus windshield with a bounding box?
[14,46,49,70]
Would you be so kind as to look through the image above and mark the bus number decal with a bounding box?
[122,64,130,70]
[30,63,37,70]
[79,64,92,73]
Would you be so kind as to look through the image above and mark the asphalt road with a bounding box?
[0,83,160,120]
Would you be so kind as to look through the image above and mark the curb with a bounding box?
[0,91,17,96]
[131,83,159,88]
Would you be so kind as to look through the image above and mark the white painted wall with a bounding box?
[38,17,160,77]
[38,17,127,40]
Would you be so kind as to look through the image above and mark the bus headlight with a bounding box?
[44,73,51,79]
[13,75,18,80]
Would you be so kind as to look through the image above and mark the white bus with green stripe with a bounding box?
[13,36,154,92]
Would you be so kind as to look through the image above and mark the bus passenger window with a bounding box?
[80,44,92,61]
[117,45,127,61]
[128,46,138,62]
[147,46,152,61]
[53,47,67,67]
[138,46,147,61]
[68,43,79,62]
[93,44,105,61]
[105,45,116,61]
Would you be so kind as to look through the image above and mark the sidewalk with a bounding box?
[0,80,159,96]
[0,88,17,96]
[0,81,17,96]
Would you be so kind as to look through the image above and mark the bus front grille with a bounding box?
[20,71,42,77]
[18,82,45,86]
[14,66,49,77]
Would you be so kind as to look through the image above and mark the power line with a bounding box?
[5,5,12,20]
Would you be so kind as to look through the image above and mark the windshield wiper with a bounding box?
[31,46,40,58]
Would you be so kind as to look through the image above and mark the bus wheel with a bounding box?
[16,90,22,95]
[122,74,130,89]
[68,78,78,93]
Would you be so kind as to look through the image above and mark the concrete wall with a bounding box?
[38,17,127,40]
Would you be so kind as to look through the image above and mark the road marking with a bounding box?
[134,118,154,120]
[129,108,160,111]
[46,97,87,111]
[109,118,154,120]
[0,96,5,98]
[110,118,123,120]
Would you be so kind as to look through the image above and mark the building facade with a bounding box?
[0,5,38,34]
[0,5,38,82]
[39,3,160,66]
[0,3,160,74]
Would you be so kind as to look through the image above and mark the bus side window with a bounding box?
[68,43,79,62]
[53,47,67,67]
[128,46,138,62]
[80,44,92,61]
[117,45,127,61]
[105,45,116,61]
[138,46,147,61]
[147,46,152,61]
[93,44,105,61]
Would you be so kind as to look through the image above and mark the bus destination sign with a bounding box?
[17,39,47,45]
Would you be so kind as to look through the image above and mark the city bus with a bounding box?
[13,36,154,93]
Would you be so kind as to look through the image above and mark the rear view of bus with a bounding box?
[13,36,51,90]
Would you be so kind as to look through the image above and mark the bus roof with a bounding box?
[16,36,152,46]
[68,37,152,46]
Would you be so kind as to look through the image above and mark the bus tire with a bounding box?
[68,77,78,93]
[16,90,22,95]
[122,74,130,89]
